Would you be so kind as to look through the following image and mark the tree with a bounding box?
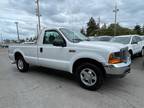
[26,37,29,42]
[80,27,86,35]
[134,25,141,35]
[142,25,144,35]
[86,17,99,36]
[101,23,107,29]
[82,18,144,36]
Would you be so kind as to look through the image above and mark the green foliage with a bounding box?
[86,17,99,36]
[141,25,144,35]
[134,25,141,35]
[82,17,144,36]
[80,27,86,35]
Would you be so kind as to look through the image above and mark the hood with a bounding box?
[77,41,126,52]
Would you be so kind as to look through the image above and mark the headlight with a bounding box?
[108,52,124,64]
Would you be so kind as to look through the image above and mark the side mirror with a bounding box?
[53,41,66,47]
[132,41,138,44]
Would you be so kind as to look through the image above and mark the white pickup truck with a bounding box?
[9,28,131,90]
[111,35,144,58]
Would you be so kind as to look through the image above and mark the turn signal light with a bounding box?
[108,54,123,64]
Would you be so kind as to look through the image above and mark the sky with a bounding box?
[0,0,144,40]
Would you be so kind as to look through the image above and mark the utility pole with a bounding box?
[98,16,101,27]
[0,33,3,44]
[97,16,101,35]
[35,0,41,32]
[113,0,119,36]
[36,24,39,40]
[15,22,20,42]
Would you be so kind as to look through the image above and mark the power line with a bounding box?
[0,16,37,23]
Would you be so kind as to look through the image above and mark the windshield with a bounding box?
[60,28,89,43]
[111,36,131,44]
[99,37,112,41]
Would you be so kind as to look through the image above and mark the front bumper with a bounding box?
[104,59,131,78]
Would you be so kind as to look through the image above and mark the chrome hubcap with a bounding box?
[80,68,97,86]
[18,59,24,70]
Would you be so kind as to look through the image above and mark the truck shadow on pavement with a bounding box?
[12,65,132,92]
[29,66,75,80]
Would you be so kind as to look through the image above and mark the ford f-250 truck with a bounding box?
[8,28,131,90]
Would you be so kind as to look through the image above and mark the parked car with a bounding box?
[9,28,131,90]
[140,36,144,41]
[0,44,9,48]
[111,35,144,58]
[92,36,113,41]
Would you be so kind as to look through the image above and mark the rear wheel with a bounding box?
[16,56,29,72]
[76,63,103,91]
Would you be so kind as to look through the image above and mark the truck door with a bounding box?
[37,30,69,71]
[135,36,142,53]
[131,36,138,54]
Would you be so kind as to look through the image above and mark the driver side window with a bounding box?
[43,30,64,44]
[131,37,137,44]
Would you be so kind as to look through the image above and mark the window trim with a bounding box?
[43,29,66,46]
[135,36,142,42]
[131,36,137,44]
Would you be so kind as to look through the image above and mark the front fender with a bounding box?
[69,52,107,73]
[13,49,25,60]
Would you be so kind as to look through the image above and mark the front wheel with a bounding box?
[129,50,133,59]
[76,63,103,91]
[16,56,29,72]
[139,48,144,57]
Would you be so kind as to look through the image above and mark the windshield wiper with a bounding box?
[85,38,90,41]
[72,39,83,42]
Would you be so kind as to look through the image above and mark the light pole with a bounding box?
[0,33,3,44]
[35,0,41,32]
[15,22,20,42]
[113,1,119,36]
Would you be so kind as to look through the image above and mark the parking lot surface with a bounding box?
[0,48,144,108]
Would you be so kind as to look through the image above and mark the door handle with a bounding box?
[40,47,43,53]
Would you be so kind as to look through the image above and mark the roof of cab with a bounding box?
[114,35,139,37]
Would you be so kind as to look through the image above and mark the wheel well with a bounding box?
[14,52,23,60]
[129,50,133,55]
[72,58,106,76]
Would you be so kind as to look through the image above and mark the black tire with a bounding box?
[139,48,144,57]
[16,56,29,72]
[76,63,103,91]
[129,50,133,59]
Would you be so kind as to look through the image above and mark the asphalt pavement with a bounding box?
[0,48,144,108]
